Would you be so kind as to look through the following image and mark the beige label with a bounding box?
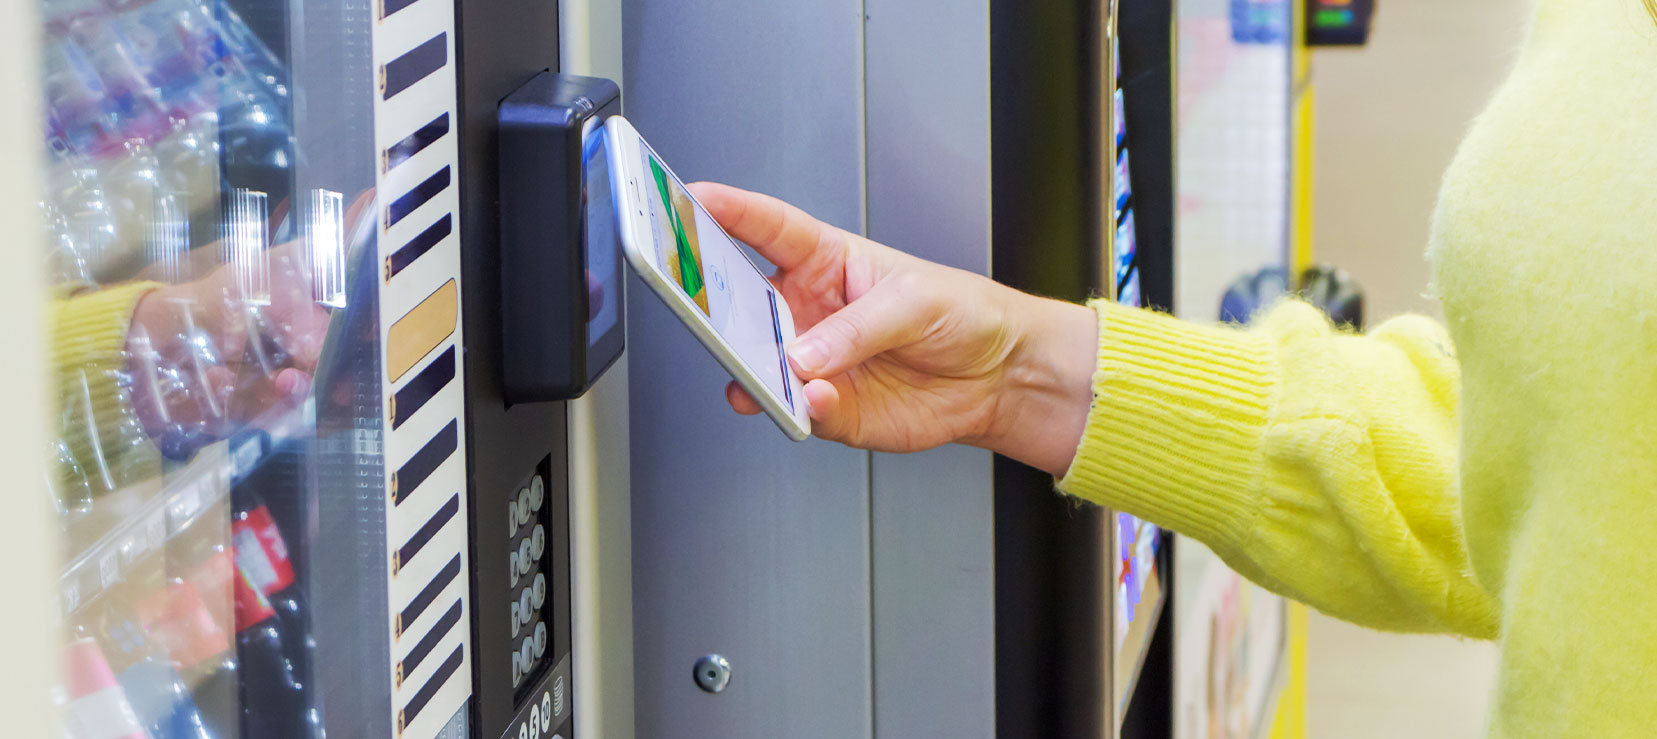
[388,279,457,382]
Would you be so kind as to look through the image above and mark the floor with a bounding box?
[1304,612,1499,738]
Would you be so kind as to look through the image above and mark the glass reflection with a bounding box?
[38,0,372,734]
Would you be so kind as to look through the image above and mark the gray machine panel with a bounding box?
[622,1,873,737]
[870,447,996,738]
[865,1,998,737]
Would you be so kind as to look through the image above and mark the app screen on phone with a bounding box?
[642,152,795,407]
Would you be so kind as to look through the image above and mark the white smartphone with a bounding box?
[604,116,811,441]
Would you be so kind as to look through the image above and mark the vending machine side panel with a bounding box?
[557,3,637,737]
[623,0,875,736]
[863,1,998,737]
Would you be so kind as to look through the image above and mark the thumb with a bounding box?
[787,274,935,379]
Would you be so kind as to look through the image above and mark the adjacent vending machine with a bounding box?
[26,0,607,733]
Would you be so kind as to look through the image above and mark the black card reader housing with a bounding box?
[498,71,624,402]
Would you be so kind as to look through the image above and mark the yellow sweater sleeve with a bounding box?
[1059,300,1500,639]
[50,282,164,497]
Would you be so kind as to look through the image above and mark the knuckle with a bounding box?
[890,270,928,298]
[830,311,871,350]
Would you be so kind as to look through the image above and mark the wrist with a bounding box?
[128,284,189,349]
[979,293,1099,476]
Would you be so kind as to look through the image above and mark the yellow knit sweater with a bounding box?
[1059,1,1657,734]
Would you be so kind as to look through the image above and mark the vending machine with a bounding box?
[622,0,1179,737]
[989,0,1178,736]
[22,0,619,733]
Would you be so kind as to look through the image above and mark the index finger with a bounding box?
[688,182,841,271]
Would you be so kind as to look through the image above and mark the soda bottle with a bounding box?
[233,581,311,737]
[135,570,238,736]
[115,5,217,121]
[151,490,241,736]
[60,637,151,739]
[67,15,176,147]
[53,167,120,281]
[46,436,95,531]
[230,479,320,737]
[41,198,92,286]
[153,114,222,236]
[100,140,167,280]
[100,607,217,739]
[206,0,289,103]
[43,36,122,160]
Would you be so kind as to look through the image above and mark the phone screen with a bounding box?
[639,150,797,409]
[584,128,621,342]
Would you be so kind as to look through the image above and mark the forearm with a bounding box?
[1043,299,1498,637]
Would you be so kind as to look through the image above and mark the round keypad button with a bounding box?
[530,524,546,561]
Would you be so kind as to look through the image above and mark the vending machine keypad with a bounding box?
[507,469,554,690]
[483,453,572,739]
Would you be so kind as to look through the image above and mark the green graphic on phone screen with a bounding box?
[642,151,792,401]
[650,156,710,314]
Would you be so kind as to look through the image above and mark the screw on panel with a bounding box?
[693,654,732,694]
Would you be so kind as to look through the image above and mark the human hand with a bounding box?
[692,182,1098,476]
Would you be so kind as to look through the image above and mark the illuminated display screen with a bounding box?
[1111,42,1162,686]
[1306,0,1375,45]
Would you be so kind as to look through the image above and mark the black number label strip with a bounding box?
[386,166,450,228]
[386,214,452,280]
[384,113,450,173]
[399,644,464,730]
[399,600,463,682]
[378,0,419,21]
[398,554,461,637]
[380,33,446,101]
[395,493,460,574]
[393,419,457,506]
[392,346,455,429]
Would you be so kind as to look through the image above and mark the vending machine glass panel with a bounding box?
[38,0,484,734]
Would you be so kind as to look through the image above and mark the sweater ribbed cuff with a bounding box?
[1057,301,1277,553]
[51,282,163,494]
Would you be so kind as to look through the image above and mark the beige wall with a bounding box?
[1312,0,1532,319]
[1305,1,1530,736]
[0,0,60,732]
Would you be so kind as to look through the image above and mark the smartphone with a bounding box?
[604,116,811,441]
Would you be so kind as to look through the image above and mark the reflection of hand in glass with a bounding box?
[586,269,604,321]
[126,239,328,457]
[122,188,374,458]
